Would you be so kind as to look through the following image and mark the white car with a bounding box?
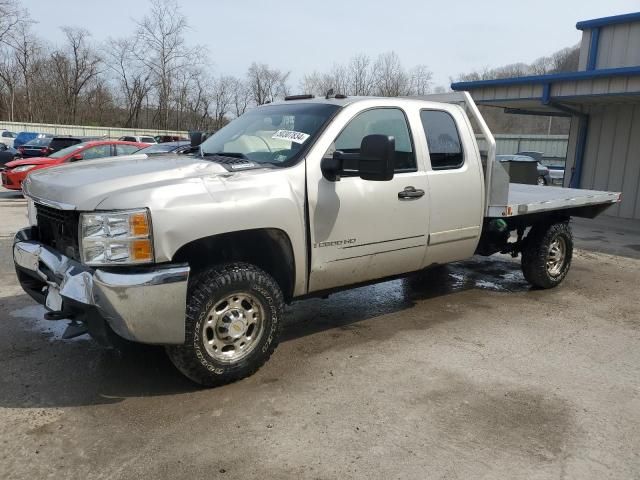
[0,130,17,148]
[118,135,156,144]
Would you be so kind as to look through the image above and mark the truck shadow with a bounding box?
[1,256,529,408]
[282,255,529,342]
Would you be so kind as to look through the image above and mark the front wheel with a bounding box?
[521,221,573,289]
[166,263,284,387]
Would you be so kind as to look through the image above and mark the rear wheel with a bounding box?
[521,221,573,289]
[537,175,547,186]
[166,263,284,387]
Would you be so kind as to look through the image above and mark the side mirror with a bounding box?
[358,134,395,181]
[70,153,83,162]
[320,135,396,182]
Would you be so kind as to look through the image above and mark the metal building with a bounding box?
[451,12,640,219]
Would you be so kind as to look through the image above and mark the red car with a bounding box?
[1,140,147,191]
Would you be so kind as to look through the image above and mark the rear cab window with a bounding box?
[420,110,464,170]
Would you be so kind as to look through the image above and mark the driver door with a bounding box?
[306,106,430,292]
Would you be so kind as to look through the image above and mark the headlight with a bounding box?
[80,209,154,266]
[12,165,37,172]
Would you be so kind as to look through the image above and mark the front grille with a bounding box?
[35,204,80,260]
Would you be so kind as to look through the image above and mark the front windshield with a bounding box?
[49,144,84,159]
[200,103,340,165]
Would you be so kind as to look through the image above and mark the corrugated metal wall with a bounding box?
[0,121,187,138]
[580,102,640,219]
[596,22,640,69]
[476,134,568,159]
[579,22,640,71]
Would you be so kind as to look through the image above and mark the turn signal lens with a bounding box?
[131,239,153,262]
[80,209,154,265]
[130,212,150,237]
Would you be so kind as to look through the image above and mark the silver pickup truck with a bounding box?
[13,92,620,386]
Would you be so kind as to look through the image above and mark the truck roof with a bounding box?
[266,95,455,109]
[267,96,365,107]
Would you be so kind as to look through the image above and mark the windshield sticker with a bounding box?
[272,130,310,144]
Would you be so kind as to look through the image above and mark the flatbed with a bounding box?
[487,184,621,218]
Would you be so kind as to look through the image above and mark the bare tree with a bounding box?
[408,64,432,96]
[82,75,113,124]
[300,71,332,97]
[6,20,41,121]
[300,64,350,97]
[49,27,101,124]
[185,71,213,130]
[229,77,250,117]
[0,49,20,120]
[0,0,25,45]
[210,75,236,128]
[348,54,374,95]
[135,0,195,129]
[550,46,579,73]
[104,37,152,127]
[373,51,412,96]
[247,62,289,105]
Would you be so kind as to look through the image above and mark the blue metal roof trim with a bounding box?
[451,66,640,90]
[576,12,640,30]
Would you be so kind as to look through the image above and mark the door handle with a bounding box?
[398,186,425,200]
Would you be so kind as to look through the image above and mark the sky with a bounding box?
[21,0,640,89]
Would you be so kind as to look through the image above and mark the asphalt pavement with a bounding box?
[1,187,639,479]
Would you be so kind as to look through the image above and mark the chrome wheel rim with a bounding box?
[546,236,566,277]
[537,176,546,186]
[202,293,265,363]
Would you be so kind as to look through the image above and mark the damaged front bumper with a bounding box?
[13,228,190,344]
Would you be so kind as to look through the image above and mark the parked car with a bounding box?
[548,165,566,186]
[48,136,103,154]
[12,93,620,386]
[497,154,551,186]
[1,140,146,191]
[119,135,157,144]
[0,143,18,166]
[17,137,53,158]
[0,129,17,148]
[136,141,192,155]
[14,132,51,149]
[155,135,188,143]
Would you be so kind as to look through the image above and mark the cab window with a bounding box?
[333,108,416,172]
[420,110,464,170]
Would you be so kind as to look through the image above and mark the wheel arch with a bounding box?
[172,228,296,301]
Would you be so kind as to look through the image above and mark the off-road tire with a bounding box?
[521,221,573,289]
[166,263,284,387]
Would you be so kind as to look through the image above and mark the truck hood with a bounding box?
[24,154,230,210]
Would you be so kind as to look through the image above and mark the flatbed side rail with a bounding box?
[406,92,496,215]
